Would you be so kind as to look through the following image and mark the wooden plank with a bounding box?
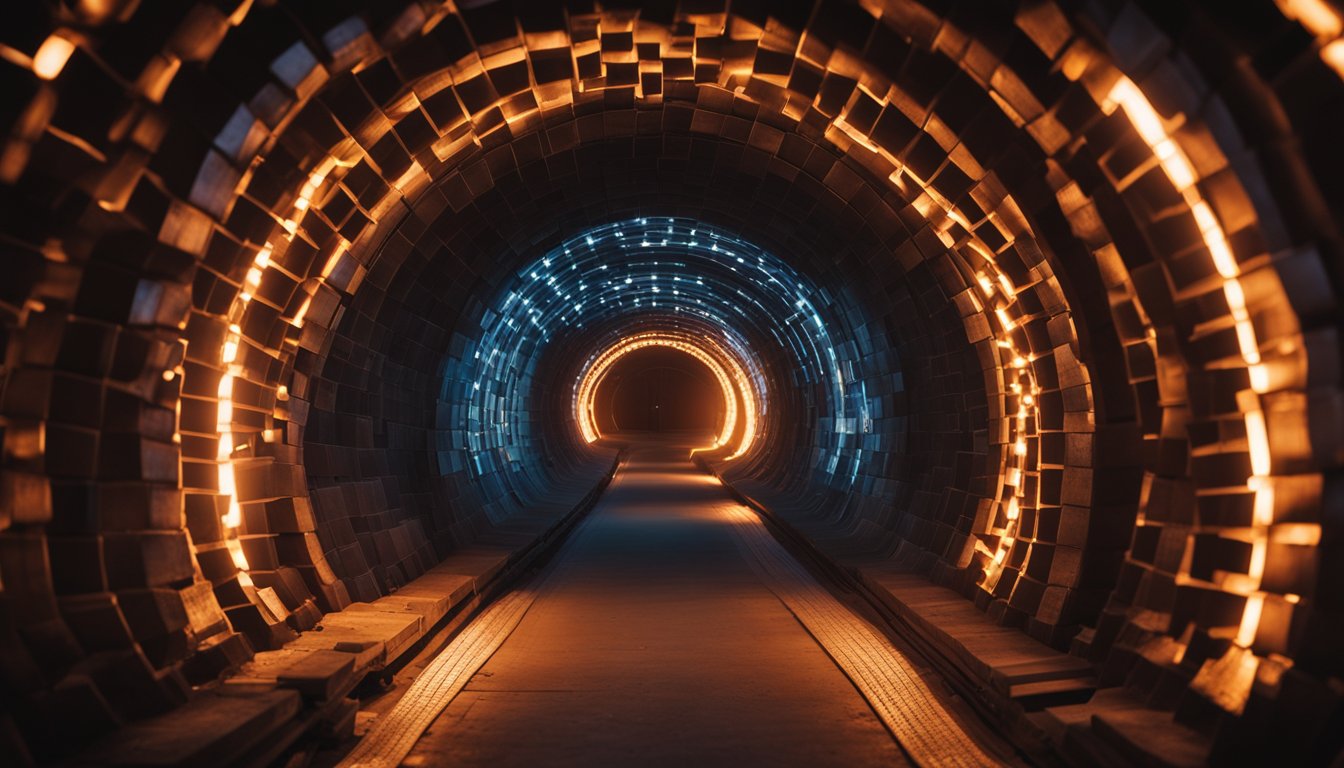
[276,649,356,701]
[395,572,473,606]
[1008,677,1097,711]
[990,656,1097,693]
[1091,706,1210,768]
[358,593,450,627]
[179,580,229,638]
[319,610,421,662]
[859,568,1091,695]
[287,630,385,670]
[78,689,300,767]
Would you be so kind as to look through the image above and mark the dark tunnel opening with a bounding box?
[1,0,1343,765]
[597,346,723,435]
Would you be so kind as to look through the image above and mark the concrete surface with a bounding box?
[401,439,910,767]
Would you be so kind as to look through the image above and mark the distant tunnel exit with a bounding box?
[595,345,723,434]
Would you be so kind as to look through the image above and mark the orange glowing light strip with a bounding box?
[888,170,1040,586]
[915,199,1039,584]
[214,159,337,575]
[1276,0,1344,78]
[832,57,1046,590]
[32,32,76,80]
[574,332,758,460]
[1105,76,1293,649]
[798,30,1049,585]
[577,334,739,449]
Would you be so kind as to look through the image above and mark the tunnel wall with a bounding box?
[0,0,1341,763]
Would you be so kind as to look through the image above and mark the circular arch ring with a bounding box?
[575,331,761,460]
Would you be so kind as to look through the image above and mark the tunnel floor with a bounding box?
[337,438,1013,767]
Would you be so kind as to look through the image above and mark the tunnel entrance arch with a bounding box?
[445,217,869,482]
[571,328,760,458]
[583,335,740,447]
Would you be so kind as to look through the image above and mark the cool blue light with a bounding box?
[439,217,872,493]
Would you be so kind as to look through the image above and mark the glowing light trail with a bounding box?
[1102,76,1309,650]
[214,157,345,576]
[574,331,759,460]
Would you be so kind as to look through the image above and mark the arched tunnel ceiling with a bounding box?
[454,216,857,471]
[1,0,1343,764]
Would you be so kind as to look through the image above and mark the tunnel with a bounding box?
[594,344,723,433]
[1,0,1342,765]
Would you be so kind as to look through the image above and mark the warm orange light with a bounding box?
[212,162,335,578]
[1249,364,1271,393]
[226,537,248,568]
[1106,78,1165,145]
[1247,538,1268,583]
[1153,139,1195,190]
[579,336,737,447]
[1107,74,1288,652]
[32,34,76,80]
[290,295,312,328]
[574,331,759,459]
[976,273,994,296]
[1251,478,1275,527]
[830,68,1040,594]
[320,241,348,278]
[1277,0,1343,37]
[1236,593,1264,647]
[1245,409,1271,477]
[1323,39,1344,78]
[1271,523,1321,546]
